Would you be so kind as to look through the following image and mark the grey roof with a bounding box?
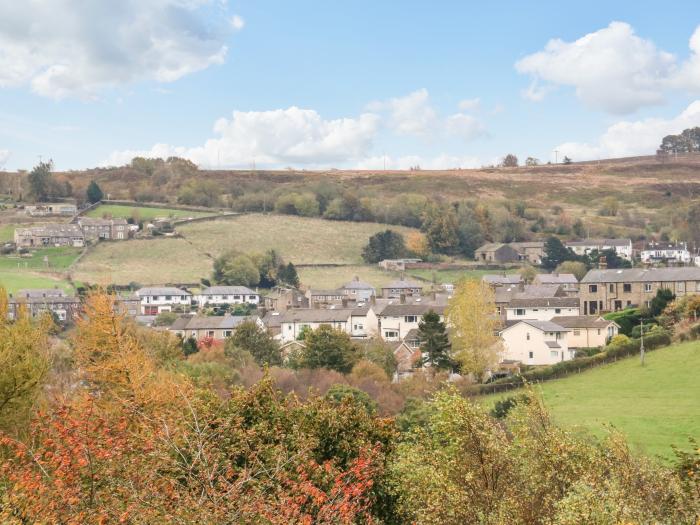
[582,267,700,283]
[545,341,562,349]
[506,319,570,332]
[170,315,258,331]
[199,286,257,296]
[380,303,446,317]
[404,328,420,341]
[566,238,631,247]
[16,224,83,236]
[642,242,688,251]
[16,288,67,298]
[308,289,345,296]
[483,274,522,285]
[550,315,614,329]
[10,295,80,305]
[169,316,191,330]
[342,277,375,290]
[476,242,506,252]
[78,217,128,226]
[136,287,191,296]
[533,273,578,285]
[382,278,423,289]
[510,241,545,249]
[507,297,579,308]
[280,308,354,323]
[261,311,283,328]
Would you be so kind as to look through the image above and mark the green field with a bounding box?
[73,215,419,285]
[297,265,399,290]
[86,204,215,221]
[0,224,16,242]
[406,267,519,284]
[0,247,81,293]
[483,341,700,460]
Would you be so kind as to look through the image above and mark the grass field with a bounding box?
[297,265,399,290]
[406,267,519,284]
[0,246,81,293]
[0,271,72,294]
[0,224,15,242]
[482,341,700,460]
[86,204,214,221]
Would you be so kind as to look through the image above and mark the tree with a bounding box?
[562,155,572,164]
[447,280,500,380]
[325,384,377,414]
[586,248,631,269]
[501,153,518,167]
[86,180,104,204]
[361,230,406,263]
[212,252,260,286]
[519,264,538,283]
[277,262,300,287]
[686,202,700,247]
[297,326,359,373]
[251,250,283,288]
[598,196,620,216]
[405,231,430,258]
[541,236,578,270]
[649,288,675,317]
[422,205,460,254]
[226,320,281,366]
[455,203,485,258]
[555,260,588,281]
[416,311,453,371]
[27,160,53,201]
[525,156,539,166]
[659,126,700,154]
[361,338,397,379]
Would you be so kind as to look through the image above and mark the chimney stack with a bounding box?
[400,293,406,304]
[599,256,607,270]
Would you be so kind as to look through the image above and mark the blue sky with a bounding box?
[1,0,700,170]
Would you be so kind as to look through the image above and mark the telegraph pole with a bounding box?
[553,149,559,164]
[640,319,645,366]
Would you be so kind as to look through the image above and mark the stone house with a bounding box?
[14,224,85,248]
[511,241,545,265]
[8,288,81,322]
[25,203,77,217]
[380,277,423,298]
[169,315,263,341]
[341,276,376,301]
[475,243,520,264]
[77,217,131,241]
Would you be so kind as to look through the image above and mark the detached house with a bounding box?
[135,286,192,315]
[550,316,619,349]
[500,320,573,366]
[376,303,445,341]
[278,308,354,343]
[77,217,131,241]
[341,276,376,301]
[193,286,260,307]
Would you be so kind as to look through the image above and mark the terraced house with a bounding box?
[580,267,700,314]
[14,224,84,248]
[76,217,131,241]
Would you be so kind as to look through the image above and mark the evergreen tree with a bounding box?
[86,180,104,204]
[226,320,281,366]
[417,310,453,371]
[278,262,300,287]
[541,236,577,270]
[28,160,53,202]
[361,230,406,263]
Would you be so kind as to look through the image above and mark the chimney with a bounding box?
[400,293,406,304]
[599,256,607,270]
[341,298,348,307]
[431,291,436,301]
[370,295,376,306]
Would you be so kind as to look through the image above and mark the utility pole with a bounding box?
[640,319,645,366]
[553,149,559,164]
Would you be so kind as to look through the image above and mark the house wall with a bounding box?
[194,293,260,306]
[279,319,351,342]
[505,305,580,322]
[501,323,573,366]
[567,324,618,348]
[379,313,444,341]
[580,280,700,314]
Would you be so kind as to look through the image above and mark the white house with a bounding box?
[193,286,260,307]
[550,315,619,349]
[566,238,633,260]
[341,276,376,301]
[640,241,692,265]
[504,297,580,322]
[500,320,573,366]
[135,287,192,315]
[278,308,354,343]
[376,303,445,342]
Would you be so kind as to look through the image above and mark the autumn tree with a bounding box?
[226,319,281,366]
[405,230,430,258]
[297,326,359,373]
[555,260,588,281]
[422,205,460,254]
[416,310,453,371]
[27,160,53,201]
[212,251,260,286]
[446,280,500,380]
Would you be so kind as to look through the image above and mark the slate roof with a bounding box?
[199,286,257,295]
[279,308,354,323]
[507,297,579,308]
[504,320,570,332]
[170,315,258,331]
[379,303,446,317]
[581,267,700,283]
[566,238,631,247]
[483,274,522,285]
[550,315,615,329]
[136,287,191,296]
[342,277,375,290]
[533,273,578,285]
[16,288,67,298]
[17,224,83,237]
[545,341,562,349]
[382,278,423,289]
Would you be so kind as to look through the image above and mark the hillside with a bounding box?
[484,341,700,460]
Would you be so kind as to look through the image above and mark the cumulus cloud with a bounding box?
[516,22,675,114]
[230,14,245,31]
[555,100,700,160]
[0,0,234,99]
[0,149,10,167]
[104,106,380,168]
[458,97,480,111]
[445,113,487,141]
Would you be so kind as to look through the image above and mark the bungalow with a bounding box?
[639,241,692,265]
[381,277,423,298]
[565,238,633,260]
[14,224,84,248]
[550,315,619,349]
[475,243,520,264]
[135,286,192,315]
[278,308,354,343]
[341,276,376,301]
[500,320,573,366]
[504,297,580,322]
[376,303,445,341]
[169,315,263,341]
[193,286,260,307]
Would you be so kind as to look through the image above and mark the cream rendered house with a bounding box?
[500,320,573,366]
[550,316,619,349]
[504,297,580,322]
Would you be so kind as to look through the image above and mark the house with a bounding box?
[306,289,347,307]
[393,338,422,380]
[168,315,263,341]
[263,287,309,312]
[381,277,423,298]
[193,286,260,307]
[504,297,580,322]
[261,311,283,337]
[115,295,141,317]
[25,203,77,217]
[77,217,131,241]
[500,320,573,366]
[639,241,692,265]
[494,283,567,322]
[376,303,445,341]
[8,289,81,322]
[565,238,633,260]
[532,272,579,292]
[483,274,523,287]
[550,316,619,349]
[341,276,376,301]
[511,241,545,265]
[580,267,700,314]
[279,340,306,363]
[277,308,355,342]
[475,243,520,264]
[135,286,192,315]
[14,224,84,248]
[377,258,422,271]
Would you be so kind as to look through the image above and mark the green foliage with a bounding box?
[212,251,260,286]
[361,229,406,263]
[455,202,485,258]
[274,192,320,217]
[555,260,588,281]
[324,384,377,414]
[604,307,641,336]
[659,126,700,154]
[421,205,460,254]
[277,261,299,287]
[152,311,178,327]
[177,179,222,207]
[490,394,530,419]
[296,325,359,373]
[650,288,675,317]
[584,248,631,269]
[182,336,199,356]
[226,320,281,366]
[362,338,398,379]
[86,180,104,204]
[541,236,578,270]
[27,161,53,202]
[416,310,452,370]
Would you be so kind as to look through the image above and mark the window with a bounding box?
[223,330,232,337]
[405,315,417,323]
[623,283,631,293]
[677,282,686,293]
[353,323,364,330]
[165,295,172,301]
[597,329,601,335]
[207,331,215,337]
[589,285,598,293]
[609,284,614,293]
[526,332,530,340]
[644,283,653,293]
[550,351,558,358]
[384,330,399,339]
[528,351,534,359]
[515,308,525,316]
[555,308,561,314]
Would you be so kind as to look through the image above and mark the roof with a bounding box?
[642,242,688,251]
[382,277,423,289]
[379,303,446,317]
[545,341,562,349]
[342,276,375,290]
[550,315,615,329]
[199,286,257,295]
[483,274,522,285]
[533,273,578,285]
[78,217,128,226]
[566,238,631,247]
[507,297,579,308]
[16,224,83,236]
[16,288,67,298]
[170,315,258,331]
[308,289,344,296]
[279,308,354,323]
[510,241,545,249]
[503,319,570,333]
[136,287,191,296]
[475,242,506,252]
[10,295,80,305]
[581,267,700,283]
[404,328,420,341]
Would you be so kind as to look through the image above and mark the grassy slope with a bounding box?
[72,215,419,285]
[0,247,81,293]
[483,341,700,460]
[86,204,213,221]
[406,267,519,284]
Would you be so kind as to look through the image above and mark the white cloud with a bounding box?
[230,14,245,31]
[445,113,487,141]
[458,97,480,111]
[0,149,10,167]
[0,0,234,99]
[516,22,675,114]
[676,26,700,92]
[368,88,438,135]
[555,100,700,160]
[355,153,481,170]
[104,106,380,168]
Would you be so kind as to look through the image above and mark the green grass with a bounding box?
[0,224,16,242]
[406,267,519,284]
[297,265,399,290]
[86,204,214,221]
[0,271,73,294]
[0,247,82,271]
[482,341,700,460]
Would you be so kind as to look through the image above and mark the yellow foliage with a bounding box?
[406,231,430,257]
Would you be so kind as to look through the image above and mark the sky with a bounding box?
[1,0,700,171]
